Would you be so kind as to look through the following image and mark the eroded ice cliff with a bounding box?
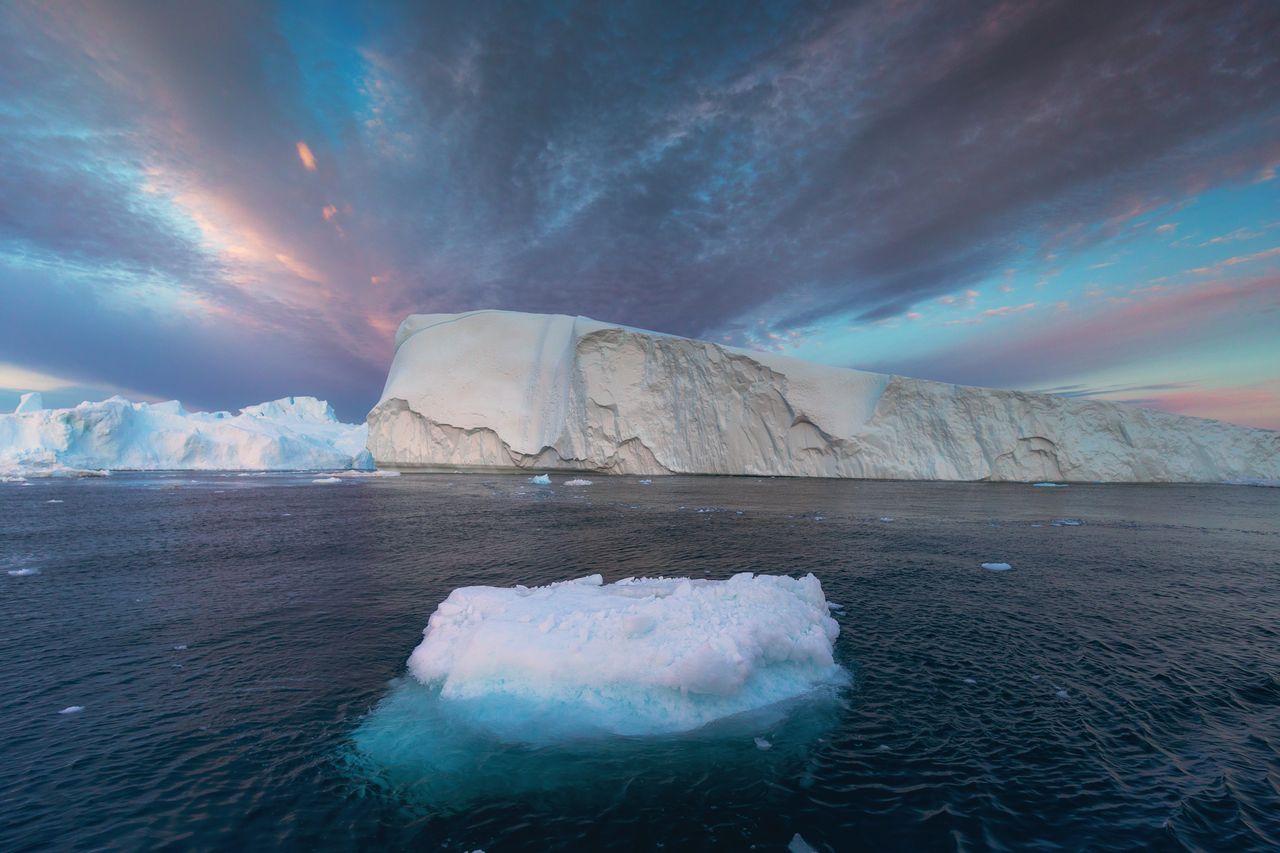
[367,310,1280,482]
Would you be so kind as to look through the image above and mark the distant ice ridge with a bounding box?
[368,310,1280,482]
[0,395,372,474]
[405,572,845,741]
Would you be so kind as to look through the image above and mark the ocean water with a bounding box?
[1,473,1278,851]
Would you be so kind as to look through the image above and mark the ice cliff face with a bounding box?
[367,310,1280,482]
[1,395,372,474]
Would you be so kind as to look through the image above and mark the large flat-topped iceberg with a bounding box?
[404,572,844,741]
[1,395,372,474]
[367,310,1280,482]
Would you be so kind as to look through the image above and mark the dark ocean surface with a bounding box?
[1,473,1278,851]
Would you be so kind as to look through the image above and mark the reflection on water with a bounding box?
[1,473,1278,850]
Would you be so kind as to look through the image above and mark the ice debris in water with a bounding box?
[528,474,551,485]
[754,736,772,750]
[638,479,653,485]
[7,567,40,576]
[59,706,84,714]
[403,572,845,740]
[46,499,64,504]
[311,477,342,484]
[562,478,593,486]
[982,562,1013,571]
[1032,482,1068,487]
[878,516,895,523]
[963,677,977,685]
[1053,518,1083,526]
[789,833,818,853]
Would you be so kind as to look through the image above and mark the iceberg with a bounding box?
[403,572,844,741]
[367,310,1280,482]
[1,395,372,474]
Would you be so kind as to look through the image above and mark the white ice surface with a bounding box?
[368,310,1280,482]
[1,395,372,474]
[405,572,845,741]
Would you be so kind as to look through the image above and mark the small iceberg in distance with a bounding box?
[982,562,1013,571]
[348,573,848,807]
[562,478,593,486]
[528,474,551,485]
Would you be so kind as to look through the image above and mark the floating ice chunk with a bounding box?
[1052,518,1083,526]
[981,562,1013,571]
[311,477,342,484]
[1032,482,1068,487]
[963,677,977,684]
[638,479,653,485]
[754,736,772,750]
[826,602,843,611]
[1055,689,1070,700]
[404,572,845,741]
[59,705,84,714]
[789,833,818,853]
[878,516,895,523]
[173,644,188,651]
[46,499,63,504]
[529,474,551,485]
[562,478,592,486]
[7,567,39,576]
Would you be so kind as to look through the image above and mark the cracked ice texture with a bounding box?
[406,572,844,740]
[368,310,1280,482]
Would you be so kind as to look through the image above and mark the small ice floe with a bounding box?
[173,644,188,651]
[528,474,551,485]
[1030,523,1043,528]
[826,602,844,611]
[638,479,653,485]
[46,499,64,504]
[7,567,40,576]
[981,562,1013,571]
[59,706,84,715]
[1055,689,1070,700]
[789,833,818,853]
[311,477,341,484]
[963,677,977,685]
[754,737,773,751]
[563,478,593,486]
[1052,518,1083,526]
[878,516,895,523]
[1032,482,1068,487]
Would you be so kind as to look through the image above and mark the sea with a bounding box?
[1,473,1278,851]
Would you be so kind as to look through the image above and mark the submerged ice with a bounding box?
[404,572,844,741]
[350,572,847,808]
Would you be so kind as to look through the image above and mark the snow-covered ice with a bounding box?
[368,310,1280,482]
[981,562,1013,571]
[403,572,845,741]
[1,395,372,475]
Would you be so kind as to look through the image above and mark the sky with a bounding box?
[1,0,1278,427]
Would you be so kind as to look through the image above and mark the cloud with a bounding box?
[296,141,317,172]
[0,0,1277,419]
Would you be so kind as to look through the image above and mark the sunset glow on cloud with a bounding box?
[0,0,1277,427]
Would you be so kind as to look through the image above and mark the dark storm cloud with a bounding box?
[1,0,1278,417]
